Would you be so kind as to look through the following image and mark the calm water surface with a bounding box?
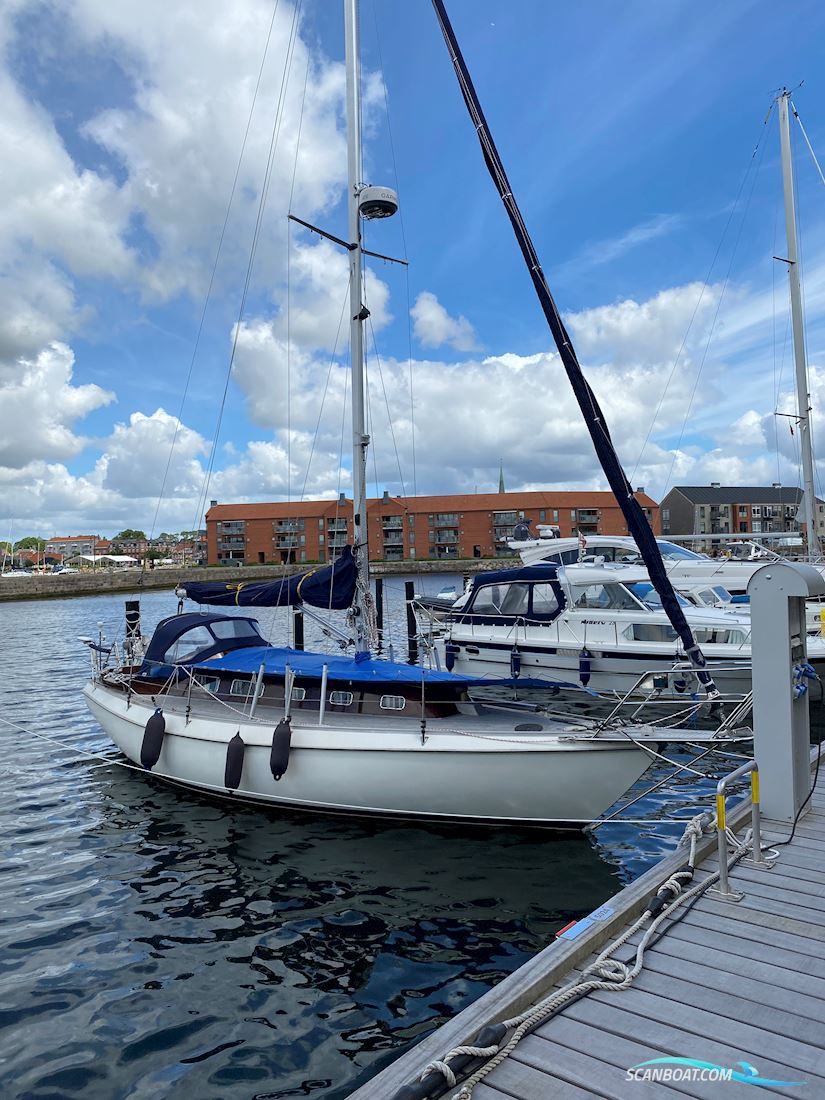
[0,580,725,1099]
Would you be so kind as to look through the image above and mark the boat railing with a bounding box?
[594,663,754,731]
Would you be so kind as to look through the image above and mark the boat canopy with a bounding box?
[469,562,560,592]
[178,545,357,609]
[141,611,268,672]
[196,646,586,691]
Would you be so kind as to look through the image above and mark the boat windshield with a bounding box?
[655,540,704,560]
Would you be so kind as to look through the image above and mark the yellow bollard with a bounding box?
[820,607,825,638]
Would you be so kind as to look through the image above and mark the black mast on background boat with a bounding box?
[430,0,717,696]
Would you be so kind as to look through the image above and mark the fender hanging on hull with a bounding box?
[141,708,165,771]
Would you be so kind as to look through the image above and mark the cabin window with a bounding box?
[211,619,262,640]
[165,626,214,662]
[193,674,220,693]
[570,583,642,611]
[290,687,307,702]
[230,679,254,696]
[329,691,354,706]
[630,623,678,642]
[531,584,560,617]
[380,695,406,711]
[471,583,529,616]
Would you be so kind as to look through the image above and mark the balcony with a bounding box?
[275,520,304,532]
[328,520,348,532]
[434,513,459,526]
[383,547,404,561]
[492,511,518,525]
[218,522,245,533]
[435,531,458,544]
[382,515,403,529]
[576,510,600,522]
[383,532,404,546]
[276,536,300,548]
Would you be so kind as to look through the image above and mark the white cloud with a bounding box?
[0,343,114,467]
[411,291,479,352]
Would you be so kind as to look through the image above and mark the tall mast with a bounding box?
[779,90,820,555]
[344,0,370,651]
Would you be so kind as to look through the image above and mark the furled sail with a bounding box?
[431,0,717,695]
[179,545,357,610]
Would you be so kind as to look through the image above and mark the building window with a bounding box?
[752,506,762,517]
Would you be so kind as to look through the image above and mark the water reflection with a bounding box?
[1,588,625,1099]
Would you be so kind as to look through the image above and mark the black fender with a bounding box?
[224,731,245,791]
[141,708,165,771]
[270,718,292,781]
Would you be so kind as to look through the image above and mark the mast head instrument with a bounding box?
[358,185,399,219]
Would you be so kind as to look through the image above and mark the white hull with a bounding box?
[84,680,654,826]
[440,642,755,697]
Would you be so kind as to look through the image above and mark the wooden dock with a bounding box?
[347,753,824,1100]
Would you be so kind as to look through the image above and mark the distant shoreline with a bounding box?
[0,558,511,602]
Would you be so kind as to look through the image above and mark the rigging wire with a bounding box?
[285,46,312,506]
[370,0,418,495]
[298,285,351,503]
[146,0,284,543]
[630,104,776,488]
[660,108,773,498]
[194,0,303,532]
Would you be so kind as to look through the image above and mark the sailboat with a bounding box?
[82,0,735,827]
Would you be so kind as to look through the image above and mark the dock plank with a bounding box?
[550,1000,825,1096]
[583,985,825,1077]
[347,759,824,1100]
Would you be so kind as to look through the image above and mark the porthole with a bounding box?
[328,690,354,706]
[380,695,406,711]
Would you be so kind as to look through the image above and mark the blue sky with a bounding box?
[2,0,825,538]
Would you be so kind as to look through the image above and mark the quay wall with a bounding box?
[0,558,512,603]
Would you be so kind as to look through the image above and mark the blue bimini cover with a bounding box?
[180,545,357,610]
[194,646,585,691]
[469,562,560,592]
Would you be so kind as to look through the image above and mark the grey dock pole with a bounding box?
[405,580,418,665]
[748,561,825,821]
[293,608,304,651]
[375,578,384,653]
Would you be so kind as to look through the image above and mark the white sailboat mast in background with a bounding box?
[344,0,370,653]
[778,89,820,555]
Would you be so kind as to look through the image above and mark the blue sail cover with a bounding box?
[180,545,357,610]
[195,646,587,691]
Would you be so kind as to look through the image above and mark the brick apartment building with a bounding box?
[46,535,110,558]
[207,490,660,566]
[659,484,825,538]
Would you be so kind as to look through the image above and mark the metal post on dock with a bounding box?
[404,580,418,665]
[711,760,769,902]
[375,578,384,653]
[748,562,825,821]
[293,609,304,651]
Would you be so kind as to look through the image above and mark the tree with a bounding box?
[14,536,46,550]
[114,529,146,540]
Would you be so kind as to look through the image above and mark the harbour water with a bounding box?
[1,580,729,1099]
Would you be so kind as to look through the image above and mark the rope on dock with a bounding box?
[399,810,758,1100]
